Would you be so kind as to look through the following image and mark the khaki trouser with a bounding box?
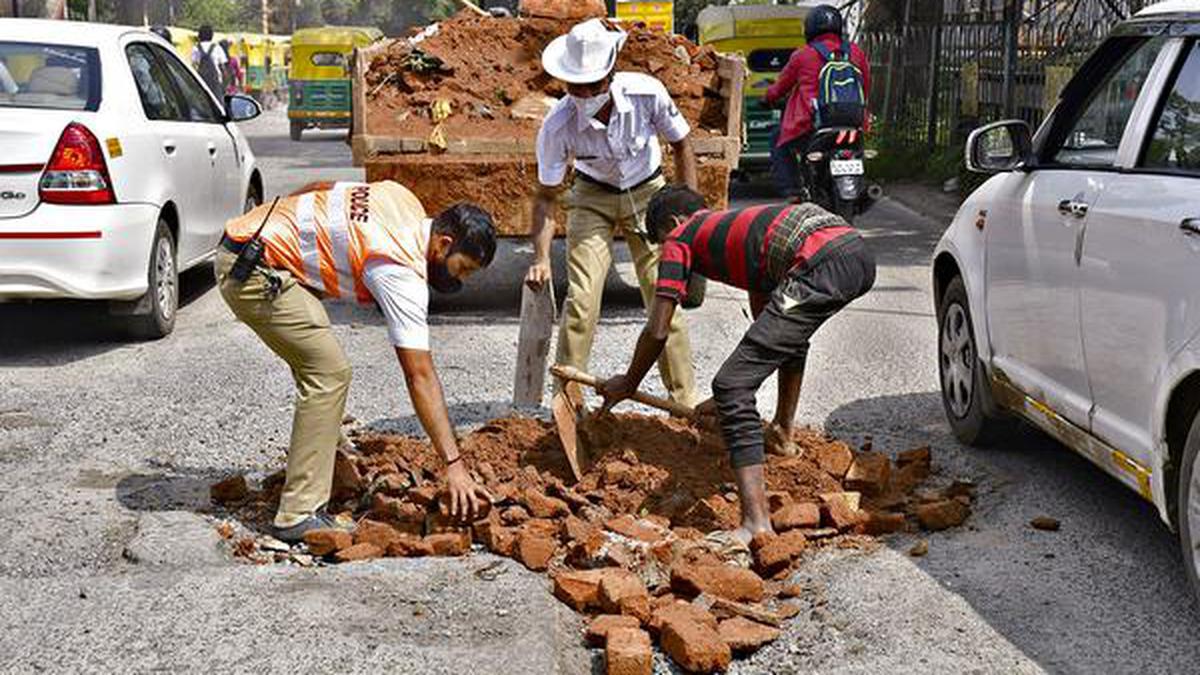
[215,250,352,528]
[555,175,697,406]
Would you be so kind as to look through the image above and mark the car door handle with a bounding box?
[1181,218,1200,236]
[162,140,177,156]
[1058,199,1089,218]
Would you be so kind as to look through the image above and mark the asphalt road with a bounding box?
[1,108,1198,673]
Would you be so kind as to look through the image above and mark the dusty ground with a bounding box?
[2,109,1199,673]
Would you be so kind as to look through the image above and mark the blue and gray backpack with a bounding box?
[810,41,866,129]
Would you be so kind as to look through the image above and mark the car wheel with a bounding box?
[128,219,178,340]
[290,120,303,141]
[937,276,1002,445]
[244,185,261,214]
[1178,411,1200,602]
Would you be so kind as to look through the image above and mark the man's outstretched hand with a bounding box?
[445,462,493,520]
[694,397,720,432]
[598,374,636,413]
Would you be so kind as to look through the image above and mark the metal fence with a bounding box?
[859,0,1154,158]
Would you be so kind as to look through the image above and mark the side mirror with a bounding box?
[225,94,262,123]
[965,120,1034,174]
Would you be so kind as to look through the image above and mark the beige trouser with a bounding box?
[215,250,352,528]
[555,175,697,406]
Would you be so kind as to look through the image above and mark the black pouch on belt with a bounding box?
[230,197,280,283]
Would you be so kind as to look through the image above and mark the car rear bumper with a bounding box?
[0,202,160,301]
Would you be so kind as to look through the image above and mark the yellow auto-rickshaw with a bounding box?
[239,33,271,100]
[615,1,673,33]
[697,5,810,169]
[269,36,290,93]
[288,25,382,141]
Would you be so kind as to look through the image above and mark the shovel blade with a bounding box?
[551,382,589,482]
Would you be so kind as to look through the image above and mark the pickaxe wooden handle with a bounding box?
[550,365,695,419]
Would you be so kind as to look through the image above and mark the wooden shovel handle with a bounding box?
[550,365,695,419]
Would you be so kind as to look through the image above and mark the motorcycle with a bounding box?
[796,126,881,224]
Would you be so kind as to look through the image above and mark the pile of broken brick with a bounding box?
[209,414,974,673]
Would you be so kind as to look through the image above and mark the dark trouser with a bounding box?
[713,235,876,468]
[769,127,811,200]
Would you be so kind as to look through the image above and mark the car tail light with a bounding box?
[39,123,115,205]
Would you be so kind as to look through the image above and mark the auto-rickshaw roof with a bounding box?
[697,5,811,44]
[292,26,383,47]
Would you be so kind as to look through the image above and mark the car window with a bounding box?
[1051,37,1166,168]
[126,43,184,121]
[1142,40,1200,174]
[152,44,222,123]
[0,41,100,111]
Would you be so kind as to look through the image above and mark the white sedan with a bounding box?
[0,19,263,338]
[933,1,1200,595]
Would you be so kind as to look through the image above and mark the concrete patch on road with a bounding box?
[121,511,227,569]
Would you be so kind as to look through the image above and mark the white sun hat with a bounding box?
[541,18,628,84]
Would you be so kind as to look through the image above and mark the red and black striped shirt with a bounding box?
[656,203,856,303]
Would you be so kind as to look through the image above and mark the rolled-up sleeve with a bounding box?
[536,119,569,187]
[362,262,430,351]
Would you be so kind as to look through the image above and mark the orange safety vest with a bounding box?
[225,180,429,303]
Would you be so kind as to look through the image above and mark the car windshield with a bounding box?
[0,41,100,111]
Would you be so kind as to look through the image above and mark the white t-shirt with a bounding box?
[192,41,228,72]
[536,71,691,190]
[361,261,430,351]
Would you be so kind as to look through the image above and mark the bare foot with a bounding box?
[764,422,799,457]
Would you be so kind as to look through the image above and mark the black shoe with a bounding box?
[272,507,353,544]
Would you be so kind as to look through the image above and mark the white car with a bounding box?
[0,19,263,338]
[934,0,1200,594]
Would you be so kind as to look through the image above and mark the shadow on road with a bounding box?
[827,391,1200,672]
[0,265,216,368]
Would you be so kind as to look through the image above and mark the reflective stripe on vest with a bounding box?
[326,182,357,299]
[296,192,324,294]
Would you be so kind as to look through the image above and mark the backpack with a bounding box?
[810,40,866,129]
[197,43,224,98]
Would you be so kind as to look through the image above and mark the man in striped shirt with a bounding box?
[599,186,875,542]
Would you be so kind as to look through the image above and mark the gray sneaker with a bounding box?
[272,507,353,544]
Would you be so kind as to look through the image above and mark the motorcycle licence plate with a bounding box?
[830,159,865,176]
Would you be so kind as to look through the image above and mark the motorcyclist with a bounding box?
[764,5,871,200]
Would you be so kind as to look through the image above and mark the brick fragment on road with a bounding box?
[424,531,471,556]
[915,499,970,531]
[1030,516,1061,531]
[718,616,781,655]
[845,451,892,495]
[659,611,732,673]
[820,492,864,530]
[304,529,352,557]
[210,475,249,505]
[770,502,821,531]
[897,446,932,467]
[354,519,402,550]
[670,563,765,603]
[605,514,667,543]
[598,569,651,623]
[333,542,383,563]
[751,531,807,577]
[516,530,557,570]
[861,510,907,535]
[909,539,929,557]
[553,569,606,611]
[586,614,642,647]
[522,487,570,519]
[605,626,653,675]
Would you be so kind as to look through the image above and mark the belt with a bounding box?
[220,234,247,254]
[576,167,662,194]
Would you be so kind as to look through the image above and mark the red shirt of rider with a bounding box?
[764,32,872,148]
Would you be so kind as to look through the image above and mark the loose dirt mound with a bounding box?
[364,12,729,141]
[212,413,975,672]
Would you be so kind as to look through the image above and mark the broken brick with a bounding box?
[891,460,930,493]
[566,529,612,569]
[516,530,557,571]
[562,515,597,543]
[820,492,864,531]
[522,518,562,541]
[815,442,854,478]
[915,499,970,531]
[649,600,720,636]
[718,617,781,655]
[770,502,821,531]
[602,460,633,486]
[552,569,606,611]
[500,505,530,526]
[521,488,570,519]
[333,542,383,563]
[598,569,651,623]
[331,450,365,503]
[752,531,807,577]
[659,613,732,673]
[585,614,641,647]
[766,491,792,512]
[605,514,666,543]
[845,451,891,496]
[670,563,765,603]
[897,445,932,468]
[406,484,439,509]
[861,510,907,535]
[303,529,352,557]
[209,475,249,505]
[1030,516,1060,531]
[387,535,434,557]
[424,531,471,556]
[354,519,402,550]
[605,627,653,675]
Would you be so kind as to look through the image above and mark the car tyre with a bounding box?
[290,120,303,141]
[245,184,262,214]
[127,219,178,340]
[937,276,1003,446]
[1178,411,1200,603]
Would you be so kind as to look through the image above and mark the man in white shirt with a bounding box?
[191,24,227,98]
[525,18,699,406]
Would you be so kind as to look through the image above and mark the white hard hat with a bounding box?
[541,18,627,84]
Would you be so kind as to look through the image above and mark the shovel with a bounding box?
[549,365,695,481]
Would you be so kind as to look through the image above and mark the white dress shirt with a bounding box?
[536,72,691,190]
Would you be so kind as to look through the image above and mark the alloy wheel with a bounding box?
[941,302,974,418]
[155,236,176,322]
